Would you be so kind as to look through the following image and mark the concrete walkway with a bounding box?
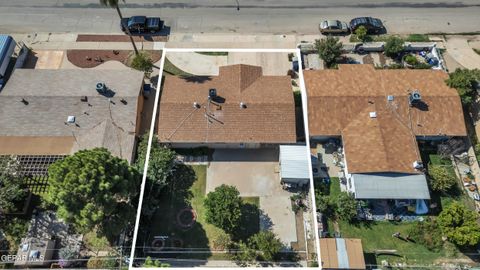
[445,37,480,70]
[166,52,227,75]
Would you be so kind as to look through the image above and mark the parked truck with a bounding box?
[120,16,163,34]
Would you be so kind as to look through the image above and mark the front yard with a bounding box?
[146,165,260,260]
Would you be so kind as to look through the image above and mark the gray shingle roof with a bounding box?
[0,69,144,163]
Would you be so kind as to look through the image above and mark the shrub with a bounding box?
[438,202,480,247]
[355,26,368,42]
[384,36,404,57]
[248,231,283,262]
[408,218,443,251]
[130,51,154,74]
[213,234,232,250]
[87,256,117,269]
[428,164,456,192]
[404,54,418,65]
[335,192,358,222]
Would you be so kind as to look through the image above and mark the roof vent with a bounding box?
[193,102,200,109]
[21,98,29,105]
[67,116,75,124]
[369,111,377,118]
[240,102,247,109]
[413,160,424,170]
[387,95,394,101]
[409,90,421,106]
[96,82,106,94]
[81,96,88,102]
[208,88,217,99]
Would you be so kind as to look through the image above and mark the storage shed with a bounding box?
[279,145,310,187]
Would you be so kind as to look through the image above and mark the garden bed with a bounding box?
[66,50,161,68]
[76,34,168,42]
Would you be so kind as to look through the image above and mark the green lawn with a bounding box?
[337,220,464,265]
[195,52,228,56]
[163,58,193,77]
[147,165,259,260]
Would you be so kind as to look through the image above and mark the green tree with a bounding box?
[130,51,154,75]
[428,164,456,192]
[100,0,139,54]
[315,37,343,68]
[384,36,404,57]
[135,134,176,190]
[248,231,283,262]
[45,148,140,239]
[0,156,27,213]
[445,68,480,105]
[135,134,176,218]
[315,191,336,218]
[335,192,358,222]
[232,241,256,267]
[204,185,242,234]
[437,202,480,246]
[354,26,368,42]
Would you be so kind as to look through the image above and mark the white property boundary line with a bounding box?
[129,47,322,269]
[129,51,167,269]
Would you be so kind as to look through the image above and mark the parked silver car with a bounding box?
[319,20,349,35]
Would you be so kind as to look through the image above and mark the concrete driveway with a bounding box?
[207,148,297,246]
[166,52,228,75]
[445,36,480,69]
[227,52,291,76]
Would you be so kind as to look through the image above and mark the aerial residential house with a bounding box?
[305,65,466,209]
[319,238,366,270]
[0,69,145,164]
[157,64,297,148]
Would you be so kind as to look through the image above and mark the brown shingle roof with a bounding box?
[158,64,296,143]
[305,64,466,174]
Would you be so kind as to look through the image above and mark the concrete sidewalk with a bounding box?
[445,36,480,70]
[9,32,162,50]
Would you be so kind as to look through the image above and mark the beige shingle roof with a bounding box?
[158,64,297,144]
[305,64,466,174]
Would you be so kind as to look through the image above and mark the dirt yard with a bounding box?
[76,34,168,42]
[66,50,161,68]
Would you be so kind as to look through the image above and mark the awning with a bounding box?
[279,145,310,179]
[352,173,430,199]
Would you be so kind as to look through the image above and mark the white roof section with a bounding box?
[352,173,430,199]
[280,145,310,179]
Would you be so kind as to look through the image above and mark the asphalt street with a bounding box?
[0,0,479,34]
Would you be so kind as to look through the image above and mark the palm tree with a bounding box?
[100,0,139,55]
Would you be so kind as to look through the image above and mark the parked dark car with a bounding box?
[121,16,163,34]
[349,17,384,34]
